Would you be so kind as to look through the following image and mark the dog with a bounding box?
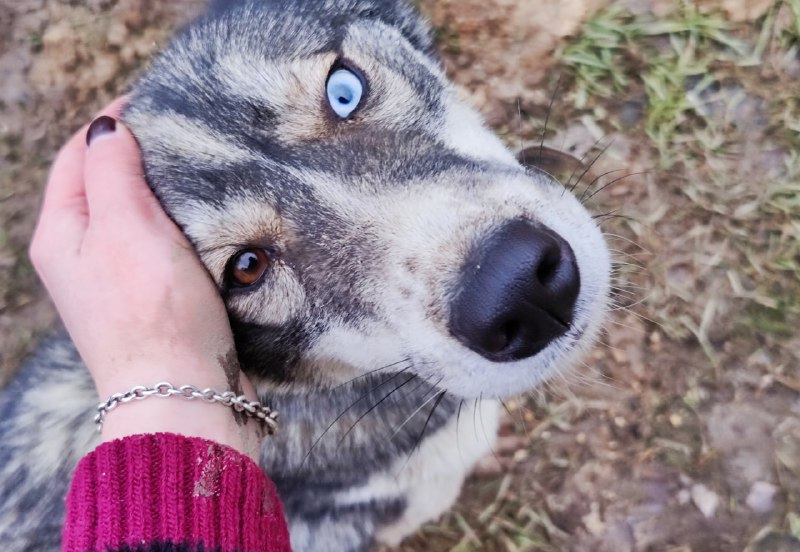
[0,1,611,550]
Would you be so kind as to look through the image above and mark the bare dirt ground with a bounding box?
[1,1,798,551]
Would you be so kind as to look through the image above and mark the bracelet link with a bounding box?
[94,382,278,435]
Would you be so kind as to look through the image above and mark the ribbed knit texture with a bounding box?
[62,433,291,552]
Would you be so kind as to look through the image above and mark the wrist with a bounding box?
[100,395,248,452]
[90,354,234,400]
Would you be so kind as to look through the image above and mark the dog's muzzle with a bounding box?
[449,219,581,362]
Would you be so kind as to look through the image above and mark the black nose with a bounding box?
[449,220,581,362]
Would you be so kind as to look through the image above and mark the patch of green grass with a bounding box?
[561,2,751,165]
[735,158,800,340]
[433,23,462,56]
[789,512,800,540]
[28,32,43,51]
[779,0,800,45]
[560,6,639,103]
[740,300,799,339]
[641,36,717,165]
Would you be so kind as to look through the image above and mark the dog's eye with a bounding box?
[326,68,364,119]
[228,248,270,287]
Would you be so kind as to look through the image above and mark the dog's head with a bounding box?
[124,0,611,398]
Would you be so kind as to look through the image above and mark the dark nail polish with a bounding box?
[86,116,117,146]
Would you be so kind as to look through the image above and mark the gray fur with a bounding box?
[0,1,611,551]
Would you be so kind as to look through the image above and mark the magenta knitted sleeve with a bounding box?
[62,433,291,552]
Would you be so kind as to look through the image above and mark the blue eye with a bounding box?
[326,68,364,119]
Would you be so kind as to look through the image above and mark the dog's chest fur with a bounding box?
[266,381,499,549]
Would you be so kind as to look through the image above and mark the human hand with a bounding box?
[30,99,262,456]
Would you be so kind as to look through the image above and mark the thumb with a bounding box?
[83,116,167,230]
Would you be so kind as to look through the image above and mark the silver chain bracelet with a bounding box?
[94,382,278,434]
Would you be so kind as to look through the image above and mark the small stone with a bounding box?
[691,483,719,518]
[582,502,605,536]
[107,21,129,47]
[746,481,777,513]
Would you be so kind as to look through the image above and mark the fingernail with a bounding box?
[86,116,117,146]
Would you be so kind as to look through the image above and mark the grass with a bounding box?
[558,1,800,347]
[438,6,800,546]
[560,5,638,102]
[562,1,753,166]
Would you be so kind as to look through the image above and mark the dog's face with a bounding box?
[125,0,610,398]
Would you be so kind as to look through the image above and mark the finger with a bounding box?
[83,117,174,236]
[32,97,130,262]
[35,129,90,245]
[39,97,129,219]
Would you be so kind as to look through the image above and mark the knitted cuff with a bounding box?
[62,433,291,552]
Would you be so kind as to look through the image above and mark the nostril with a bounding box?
[486,319,521,355]
[449,219,581,362]
[536,247,561,286]
[485,332,508,355]
[502,320,520,344]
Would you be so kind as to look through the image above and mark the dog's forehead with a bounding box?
[123,4,475,251]
[175,11,445,130]
[207,0,437,57]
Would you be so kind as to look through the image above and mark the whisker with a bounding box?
[561,136,606,197]
[609,295,653,311]
[610,279,647,291]
[580,168,627,197]
[593,210,639,224]
[388,377,446,441]
[582,171,648,204]
[499,397,528,434]
[300,366,411,467]
[602,232,652,254]
[562,360,625,393]
[611,307,668,331]
[396,390,447,477]
[607,248,649,262]
[611,281,644,293]
[611,288,642,300]
[332,357,411,389]
[337,373,418,448]
[610,286,639,298]
[455,398,464,461]
[539,74,562,166]
[517,98,525,166]
[603,316,650,334]
[610,275,644,286]
[598,214,639,225]
[569,139,615,194]
[477,397,504,470]
[472,397,480,441]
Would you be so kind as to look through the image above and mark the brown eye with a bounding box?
[228,248,270,287]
